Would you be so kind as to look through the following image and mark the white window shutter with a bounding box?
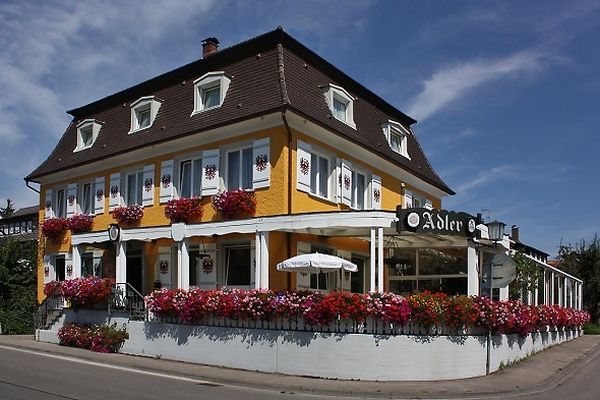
[45,189,54,220]
[424,199,433,210]
[252,137,270,189]
[296,140,311,193]
[159,160,175,203]
[335,158,342,203]
[94,177,105,215]
[404,190,413,209]
[65,252,73,280]
[142,164,155,207]
[296,241,311,290]
[66,183,77,217]
[201,149,220,196]
[109,173,121,211]
[198,243,217,290]
[341,159,352,206]
[158,246,172,289]
[371,174,382,210]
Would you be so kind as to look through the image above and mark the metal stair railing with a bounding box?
[109,283,147,321]
[33,285,64,335]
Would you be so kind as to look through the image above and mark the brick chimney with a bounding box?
[510,225,520,243]
[202,37,219,58]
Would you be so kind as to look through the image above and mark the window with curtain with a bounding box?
[201,85,220,109]
[333,97,347,122]
[78,182,93,214]
[310,153,330,198]
[126,171,143,205]
[179,159,202,198]
[225,245,251,286]
[351,171,366,209]
[227,148,252,190]
[55,189,66,218]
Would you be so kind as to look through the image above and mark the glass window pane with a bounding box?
[310,273,329,290]
[388,248,417,276]
[418,248,468,275]
[203,86,220,108]
[242,148,253,189]
[82,253,94,277]
[390,131,401,152]
[83,183,92,214]
[333,98,347,121]
[310,153,318,193]
[127,174,137,205]
[192,159,202,197]
[137,172,143,205]
[226,247,251,286]
[389,280,417,296]
[356,173,365,209]
[56,256,66,281]
[56,190,65,218]
[81,127,93,146]
[180,160,192,198]
[318,156,328,197]
[189,250,200,286]
[227,151,240,189]
[137,107,151,128]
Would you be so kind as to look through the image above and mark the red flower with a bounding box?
[212,190,256,219]
[164,197,203,223]
[112,205,143,224]
[41,218,68,240]
[66,214,94,233]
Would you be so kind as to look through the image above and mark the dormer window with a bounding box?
[322,84,356,128]
[74,119,102,152]
[382,120,410,159]
[192,71,231,114]
[130,96,162,133]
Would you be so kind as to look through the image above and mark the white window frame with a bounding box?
[223,143,254,191]
[176,152,203,198]
[192,71,231,115]
[74,119,102,152]
[351,169,368,210]
[129,96,162,133]
[124,169,144,206]
[382,119,411,159]
[309,147,335,201]
[322,83,356,129]
[53,186,67,219]
[77,181,94,215]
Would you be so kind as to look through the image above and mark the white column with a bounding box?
[72,245,82,279]
[467,243,479,296]
[255,232,261,289]
[370,228,376,292]
[578,283,583,310]
[377,227,384,293]
[115,240,127,284]
[558,277,564,306]
[260,232,269,289]
[550,272,555,304]
[499,287,509,301]
[177,239,189,290]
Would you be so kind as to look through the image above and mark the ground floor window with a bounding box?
[55,255,65,281]
[350,256,366,293]
[387,247,468,296]
[189,250,200,287]
[81,253,94,277]
[224,244,251,287]
[310,245,334,291]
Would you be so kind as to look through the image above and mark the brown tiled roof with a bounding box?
[26,28,453,195]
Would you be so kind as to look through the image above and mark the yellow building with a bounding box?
[28,29,462,302]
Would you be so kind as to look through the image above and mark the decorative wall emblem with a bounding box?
[66,264,73,276]
[68,195,76,206]
[373,188,381,203]
[159,260,169,274]
[255,154,268,172]
[144,177,153,192]
[44,265,50,277]
[161,174,172,188]
[110,185,119,198]
[204,164,217,180]
[201,258,214,274]
[299,158,309,175]
[96,189,104,201]
[343,175,351,190]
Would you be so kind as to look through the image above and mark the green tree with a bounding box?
[510,251,543,301]
[558,235,600,322]
[0,238,37,334]
[0,199,15,218]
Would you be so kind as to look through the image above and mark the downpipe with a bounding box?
[486,330,491,375]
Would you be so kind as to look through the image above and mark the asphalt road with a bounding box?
[1,343,599,400]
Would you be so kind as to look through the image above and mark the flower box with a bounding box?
[112,204,144,225]
[212,190,256,219]
[164,197,203,223]
[41,218,68,240]
[66,214,94,233]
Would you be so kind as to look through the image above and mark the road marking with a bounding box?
[0,345,221,387]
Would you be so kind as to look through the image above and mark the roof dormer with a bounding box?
[129,96,162,134]
[74,119,102,152]
[322,83,356,129]
[382,119,411,159]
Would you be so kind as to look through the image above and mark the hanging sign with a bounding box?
[397,207,478,237]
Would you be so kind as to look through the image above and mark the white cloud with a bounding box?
[407,51,551,121]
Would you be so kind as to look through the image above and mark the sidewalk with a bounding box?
[1,334,599,398]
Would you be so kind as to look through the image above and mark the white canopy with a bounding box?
[276,253,358,273]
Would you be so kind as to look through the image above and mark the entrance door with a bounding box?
[126,256,143,294]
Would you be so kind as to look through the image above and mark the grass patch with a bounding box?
[583,323,600,335]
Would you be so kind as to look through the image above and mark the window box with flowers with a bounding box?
[66,214,94,233]
[112,204,144,225]
[41,218,68,241]
[164,197,203,223]
[212,189,256,219]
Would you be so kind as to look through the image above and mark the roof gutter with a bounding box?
[24,179,40,194]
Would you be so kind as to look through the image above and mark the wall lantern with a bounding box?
[486,220,506,242]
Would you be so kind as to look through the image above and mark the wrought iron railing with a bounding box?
[33,286,64,334]
[109,283,147,321]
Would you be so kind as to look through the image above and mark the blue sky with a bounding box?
[1,0,599,255]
